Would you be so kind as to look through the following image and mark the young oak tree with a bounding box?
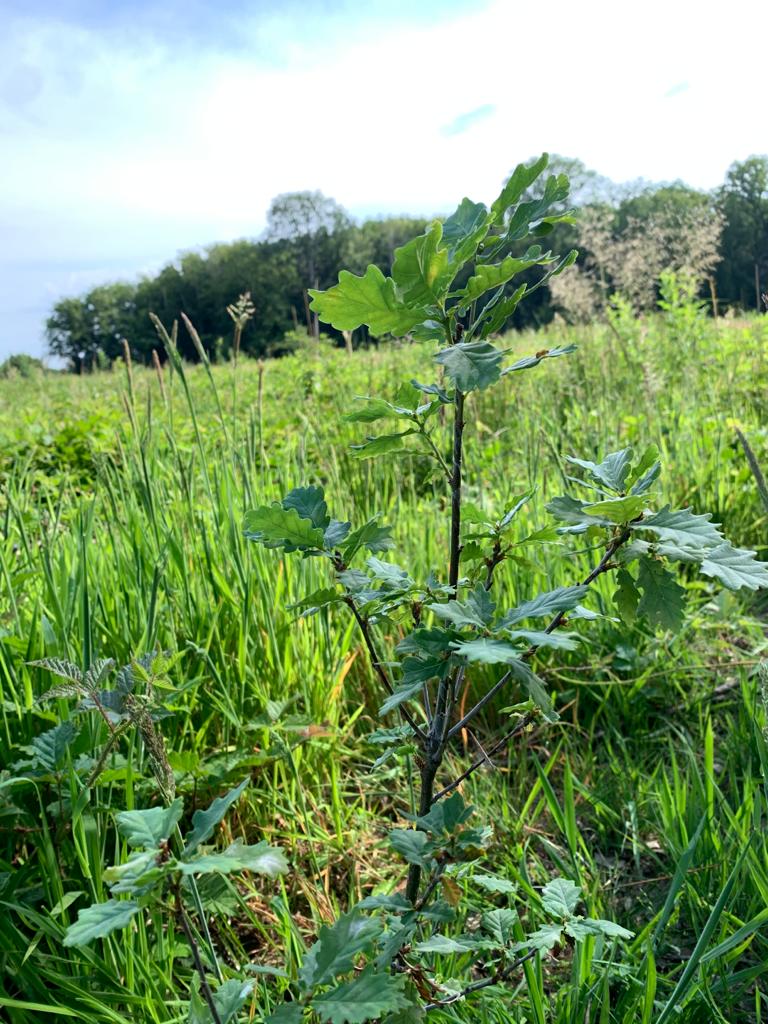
[244,154,768,1021]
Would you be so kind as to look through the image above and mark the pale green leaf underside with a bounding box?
[542,877,581,917]
[180,840,288,878]
[505,658,558,722]
[566,448,633,493]
[700,543,768,591]
[116,799,184,849]
[499,585,588,627]
[634,505,723,547]
[435,341,502,392]
[63,899,140,946]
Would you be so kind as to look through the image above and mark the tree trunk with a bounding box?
[756,262,762,313]
[707,275,719,319]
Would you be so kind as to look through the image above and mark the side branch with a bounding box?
[423,946,539,1009]
[345,597,427,743]
[174,883,224,1024]
[447,528,631,740]
[432,712,536,803]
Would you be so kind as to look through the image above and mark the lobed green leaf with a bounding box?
[299,910,384,989]
[63,899,140,947]
[244,504,326,551]
[391,221,454,306]
[312,966,411,1024]
[179,840,288,878]
[636,557,686,631]
[435,341,503,393]
[309,266,427,337]
[541,877,581,918]
[184,778,249,854]
[116,799,183,849]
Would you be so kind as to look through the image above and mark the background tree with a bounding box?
[717,156,768,310]
[552,183,724,318]
[43,157,768,371]
[266,190,351,336]
[46,284,138,372]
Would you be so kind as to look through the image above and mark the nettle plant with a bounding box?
[27,654,288,1024]
[243,155,768,1021]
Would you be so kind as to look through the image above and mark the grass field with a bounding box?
[2,305,768,1023]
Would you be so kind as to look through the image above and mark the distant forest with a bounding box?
[45,155,768,372]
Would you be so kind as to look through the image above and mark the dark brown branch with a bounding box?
[345,598,427,743]
[175,883,223,1024]
[483,538,505,591]
[432,712,536,803]
[407,364,467,903]
[414,863,447,912]
[448,389,465,594]
[447,528,631,740]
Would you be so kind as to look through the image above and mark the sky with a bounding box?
[1,0,766,361]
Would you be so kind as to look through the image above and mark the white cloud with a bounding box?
[0,0,765,356]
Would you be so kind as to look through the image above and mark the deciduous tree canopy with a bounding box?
[46,156,768,371]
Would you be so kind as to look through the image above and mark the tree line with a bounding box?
[45,155,768,371]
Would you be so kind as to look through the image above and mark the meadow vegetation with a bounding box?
[1,276,768,1021]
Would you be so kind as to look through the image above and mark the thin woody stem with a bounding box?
[433,712,536,803]
[407,337,465,903]
[345,597,427,743]
[416,422,452,481]
[447,528,631,740]
[174,882,223,1024]
[423,947,539,1010]
[448,388,465,595]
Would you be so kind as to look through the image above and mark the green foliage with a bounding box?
[312,968,410,1024]
[62,900,141,947]
[184,778,250,852]
[41,154,768,372]
[5,152,768,1024]
[243,504,327,551]
[64,784,286,950]
[179,840,288,877]
[189,979,255,1024]
[435,341,503,392]
[309,266,427,336]
[511,876,633,953]
[498,585,588,626]
[0,353,44,378]
[300,911,384,988]
[116,799,183,848]
[635,557,686,632]
[241,154,768,1022]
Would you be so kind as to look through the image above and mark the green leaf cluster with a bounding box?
[309,154,576,350]
[245,486,392,566]
[64,780,287,947]
[511,877,634,954]
[547,446,768,630]
[267,907,416,1024]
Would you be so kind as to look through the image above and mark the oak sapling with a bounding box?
[244,153,768,1021]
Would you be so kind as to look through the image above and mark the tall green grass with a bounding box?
[1,307,767,1021]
